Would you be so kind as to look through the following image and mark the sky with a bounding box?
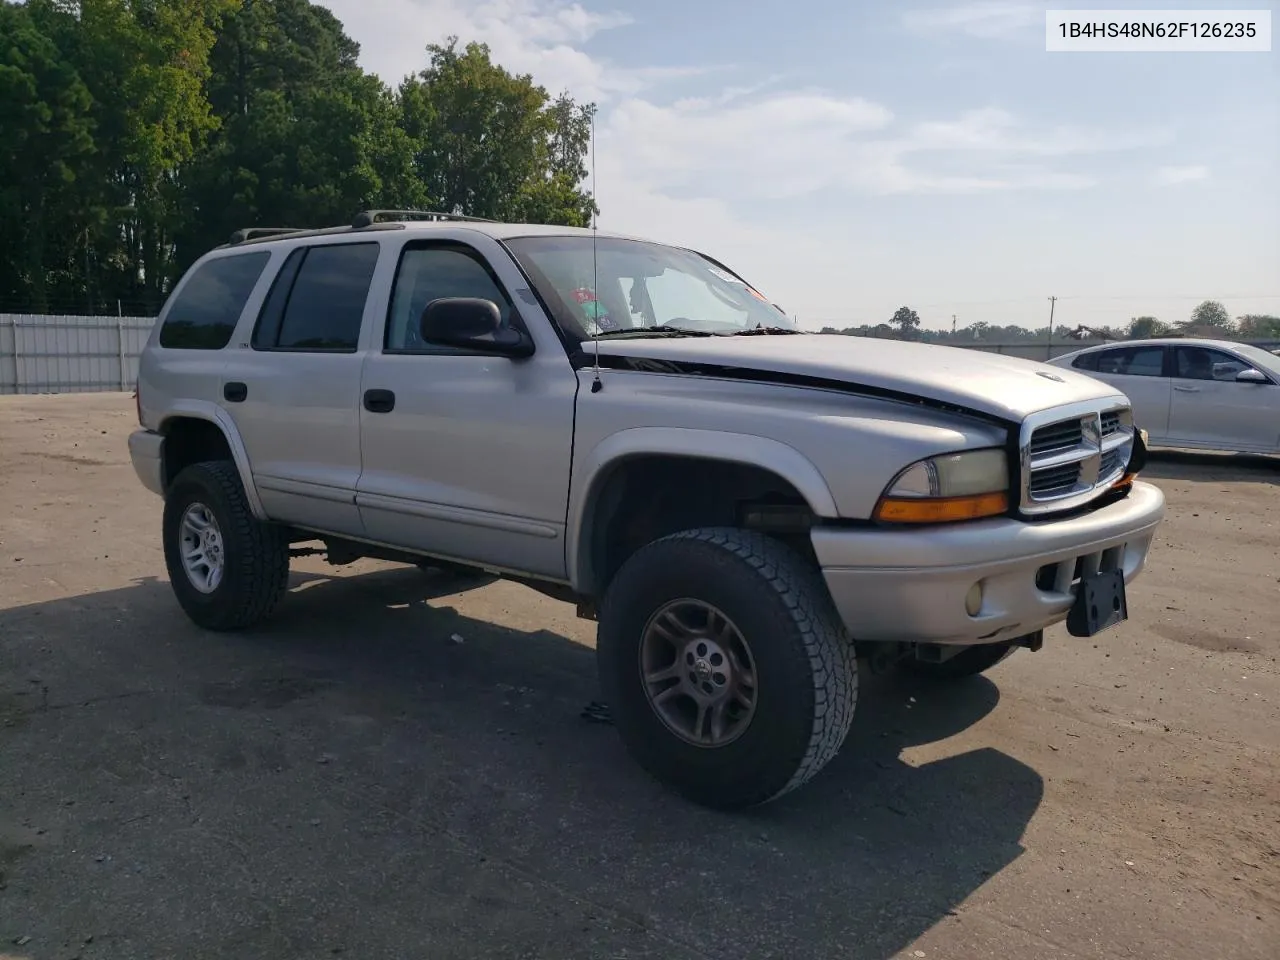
[315,0,1280,333]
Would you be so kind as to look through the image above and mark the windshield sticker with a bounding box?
[705,265,745,285]
[571,286,618,333]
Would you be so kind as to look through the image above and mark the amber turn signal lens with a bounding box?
[874,491,1008,524]
[1113,471,1137,491]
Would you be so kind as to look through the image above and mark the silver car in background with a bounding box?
[1049,338,1280,455]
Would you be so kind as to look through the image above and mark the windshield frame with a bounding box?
[499,234,794,349]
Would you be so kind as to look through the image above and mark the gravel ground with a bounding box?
[1,393,1277,960]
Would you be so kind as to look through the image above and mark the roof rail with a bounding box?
[228,227,307,244]
[351,209,499,228]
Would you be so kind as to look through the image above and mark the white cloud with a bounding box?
[317,0,711,99]
[902,2,1041,40]
[1153,164,1210,185]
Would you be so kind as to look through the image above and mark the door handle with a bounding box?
[1173,385,1200,393]
[363,388,396,413]
[223,381,248,402]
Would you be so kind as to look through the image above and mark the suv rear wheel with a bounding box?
[597,527,858,809]
[162,461,290,631]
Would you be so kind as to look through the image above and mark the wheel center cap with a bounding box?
[693,658,713,682]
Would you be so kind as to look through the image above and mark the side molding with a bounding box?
[566,427,839,592]
[161,399,268,521]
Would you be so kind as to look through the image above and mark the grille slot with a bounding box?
[1029,462,1081,497]
[1101,411,1121,437]
[1029,418,1084,458]
[1099,448,1124,478]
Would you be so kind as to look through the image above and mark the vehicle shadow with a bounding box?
[1143,449,1280,485]
[0,567,1042,960]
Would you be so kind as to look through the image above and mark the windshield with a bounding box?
[504,235,797,339]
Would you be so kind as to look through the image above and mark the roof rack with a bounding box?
[351,209,499,228]
[228,227,307,244]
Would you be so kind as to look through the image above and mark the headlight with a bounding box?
[874,448,1009,523]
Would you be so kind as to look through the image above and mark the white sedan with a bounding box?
[1048,337,1280,455]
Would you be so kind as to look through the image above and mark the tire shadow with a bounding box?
[0,567,1042,960]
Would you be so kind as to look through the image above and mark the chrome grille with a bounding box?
[1019,400,1134,515]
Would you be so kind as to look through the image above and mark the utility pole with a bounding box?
[951,314,957,337]
[1046,296,1057,360]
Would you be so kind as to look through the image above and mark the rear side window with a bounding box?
[158,252,271,349]
[1094,346,1165,377]
[253,242,380,352]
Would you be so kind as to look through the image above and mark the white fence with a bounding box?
[2,313,1276,395]
[1,314,156,394]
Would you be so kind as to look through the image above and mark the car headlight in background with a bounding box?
[874,448,1009,523]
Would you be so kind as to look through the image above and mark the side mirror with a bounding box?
[1235,368,1268,384]
[418,298,534,358]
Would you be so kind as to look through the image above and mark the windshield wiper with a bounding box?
[592,325,714,339]
[724,326,804,336]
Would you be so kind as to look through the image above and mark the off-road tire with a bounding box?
[898,640,1017,680]
[597,527,858,810]
[163,460,290,632]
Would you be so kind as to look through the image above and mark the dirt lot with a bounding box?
[1,393,1277,960]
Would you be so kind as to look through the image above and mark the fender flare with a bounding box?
[566,427,839,593]
[159,400,268,521]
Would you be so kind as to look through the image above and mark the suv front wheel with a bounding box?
[597,527,858,809]
[162,461,290,631]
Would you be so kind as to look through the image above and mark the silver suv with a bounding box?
[128,210,1166,809]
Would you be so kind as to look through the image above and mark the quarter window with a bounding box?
[385,244,516,352]
[159,252,270,349]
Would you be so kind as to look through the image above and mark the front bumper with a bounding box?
[128,429,165,497]
[813,480,1165,645]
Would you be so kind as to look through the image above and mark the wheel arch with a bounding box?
[567,428,839,596]
[157,400,267,520]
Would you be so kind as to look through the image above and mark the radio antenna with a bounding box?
[589,104,603,393]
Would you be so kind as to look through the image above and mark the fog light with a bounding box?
[964,582,983,617]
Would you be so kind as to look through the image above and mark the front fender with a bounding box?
[159,399,268,521]
[565,427,838,592]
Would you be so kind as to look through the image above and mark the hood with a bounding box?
[593,334,1123,423]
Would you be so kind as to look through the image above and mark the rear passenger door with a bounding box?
[221,240,382,535]
[1071,345,1172,439]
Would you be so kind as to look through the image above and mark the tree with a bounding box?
[399,38,595,225]
[1236,314,1280,338]
[1181,300,1233,332]
[1127,316,1167,339]
[0,1,96,312]
[890,305,921,339]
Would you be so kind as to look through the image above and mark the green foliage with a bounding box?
[1127,316,1167,339]
[0,3,597,314]
[1183,299,1233,331]
[1236,314,1280,338]
[889,305,921,339]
